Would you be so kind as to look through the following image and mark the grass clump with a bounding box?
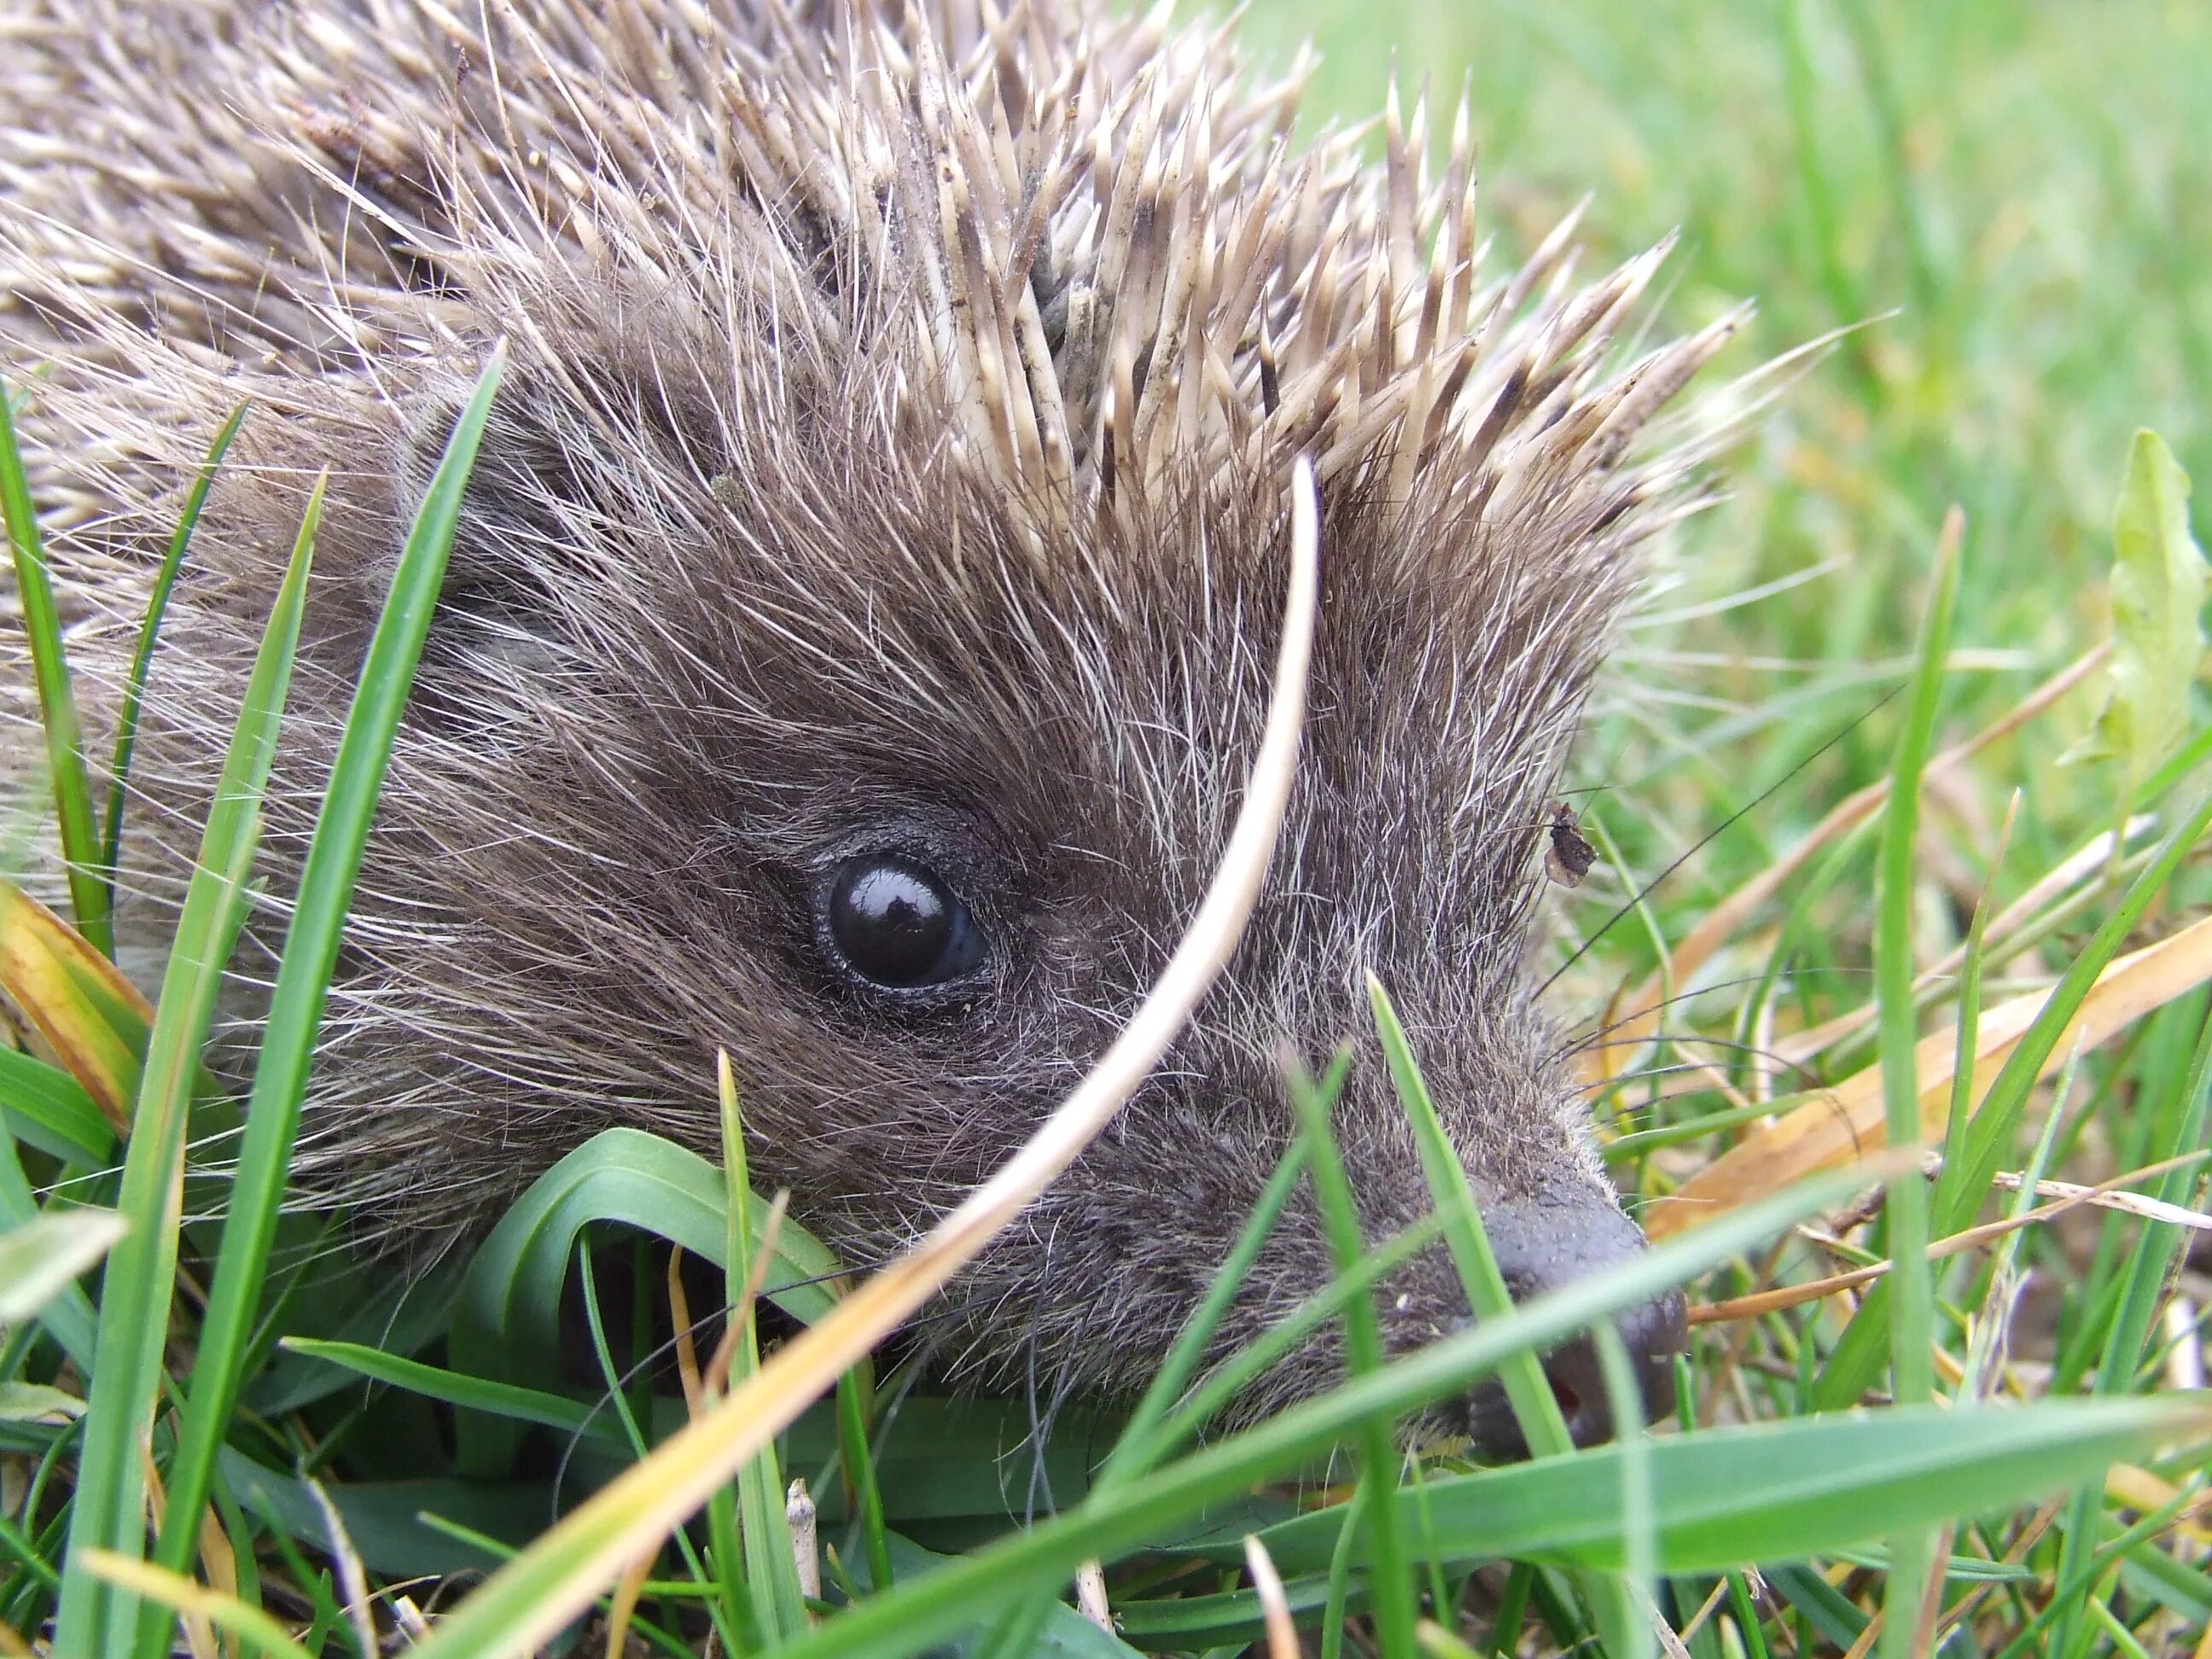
[6,3,2212,1656]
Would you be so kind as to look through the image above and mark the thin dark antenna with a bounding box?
[1566,1030,1831,1097]
[1537,685,1904,998]
[1551,963,1879,1063]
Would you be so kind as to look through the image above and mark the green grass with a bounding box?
[1,370,111,958]
[1239,0,2212,938]
[55,465,323,1656]
[6,1,2212,1655]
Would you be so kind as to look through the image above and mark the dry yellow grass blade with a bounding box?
[137,1447,217,1659]
[2106,1464,2212,1546]
[0,878,152,1128]
[77,1552,311,1659]
[1647,911,2212,1238]
[1074,1561,1113,1633]
[1243,1536,1298,1659]
[138,1438,245,1659]
[1738,804,2135,1082]
[406,460,1321,1659]
[601,1551,654,1659]
[1991,1167,2212,1230]
[1683,1151,2206,1323]
[1577,646,2106,1091]
[789,1481,822,1603]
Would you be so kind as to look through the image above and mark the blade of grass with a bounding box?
[1726,1571,1773,1659]
[1587,651,2106,1103]
[2049,998,2212,1657]
[571,1237,740,1656]
[719,1054,806,1643]
[1528,1568,1592,1653]
[81,1552,312,1659]
[1778,0,1868,386]
[0,1207,125,1323]
[1285,1050,1418,1658]
[1988,1487,2208,1659]
[54,474,322,1656]
[1115,1569,1367,1648]
[752,1167,1883,1659]
[1243,1400,2208,1580]
[2093,1004,2212,1386]
[0,370,110,955]
[1604,1095,1799,1161]
[446,1126,843,1479]
[100,404,248,884]
[1149,1211,1443,1471]
[1487,1563,1534,1656]
[1320,1475,1371,1659]
[1674,784,2212,1250]
[0,1045,114,1165]
[0,1132,96,1369]
[1810,781,2212,1407]
[1834,0,1938,315]
[1371,974,1639,1659]
[0,877,154,1127]
[1369,974,1572,1454]
[983,1112,1315,1659]
[1874,508,1961,1659]
[1593,1325,1655,1659]
[1101,1141,1312,1482]
[272,1339,622,1447]
[1932,800,2212,1232]
[832,1370,892,1602]
[142,348,505,1659]
[1931,799,2007,1237]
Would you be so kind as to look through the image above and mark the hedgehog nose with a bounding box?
[1533,1293,1685,1447]
[1456,1186,1688,1459]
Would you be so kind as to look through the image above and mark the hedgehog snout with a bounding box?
[1448,1181,1686,1459]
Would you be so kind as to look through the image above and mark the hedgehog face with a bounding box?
[189,336,1683,1456]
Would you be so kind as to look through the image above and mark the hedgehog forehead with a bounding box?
[431,262,1633,919]
[640,456,1572,861]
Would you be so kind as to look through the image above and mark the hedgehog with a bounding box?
[1,0,1745,1455]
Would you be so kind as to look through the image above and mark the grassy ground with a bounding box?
[3,1,2211,1656]
[1252,0,2212,884]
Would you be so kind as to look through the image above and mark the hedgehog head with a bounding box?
[9,0,1747,1450]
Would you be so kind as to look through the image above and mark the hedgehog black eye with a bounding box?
[822,853,987,992]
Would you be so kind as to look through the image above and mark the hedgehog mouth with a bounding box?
[1447,1293,1688,1461]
